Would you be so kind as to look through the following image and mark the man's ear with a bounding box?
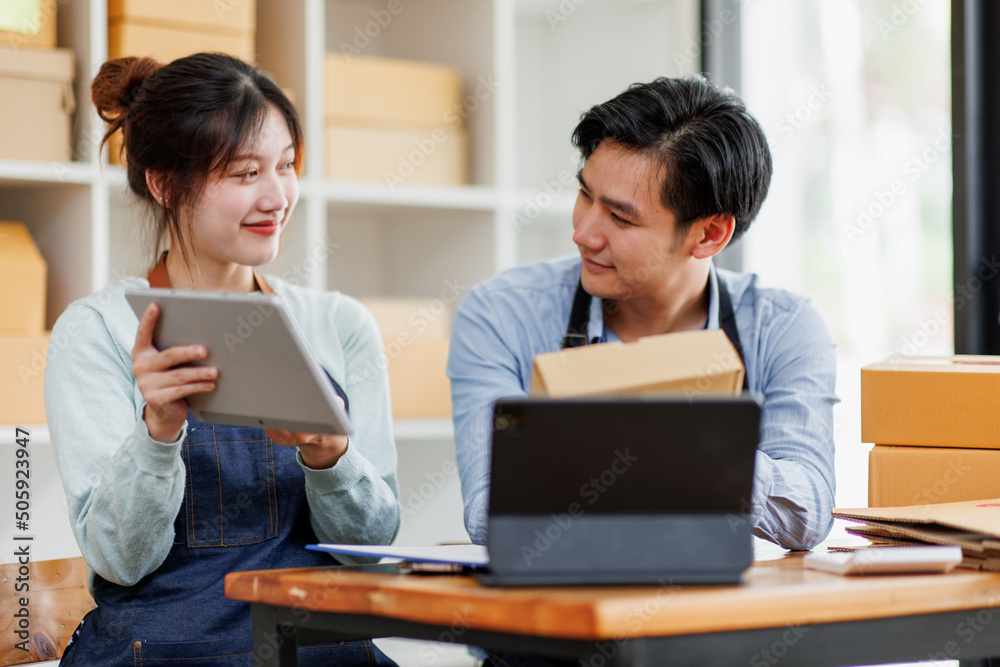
[145,170,169,207]
[689,214,735,259]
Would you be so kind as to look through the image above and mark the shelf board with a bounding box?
[1,424,50,447]
[311,180,498,212]
[99,164,129,187]
[0,160,93,186]
[393,418,454,441]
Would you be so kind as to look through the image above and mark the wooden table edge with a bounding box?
[224,560,1000,641]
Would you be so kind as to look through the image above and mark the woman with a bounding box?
[44,53,399,666]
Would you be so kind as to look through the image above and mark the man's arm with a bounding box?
[749,301,838,550]
[447,287,530,545]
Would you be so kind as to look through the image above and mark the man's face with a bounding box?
[572,139,688,302]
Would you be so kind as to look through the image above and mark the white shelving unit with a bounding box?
[2,0,699,553]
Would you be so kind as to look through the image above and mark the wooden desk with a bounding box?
[225,553,1000,667]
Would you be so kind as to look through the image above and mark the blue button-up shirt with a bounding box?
[447,255,838,550]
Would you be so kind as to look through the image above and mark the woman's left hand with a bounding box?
[265,429,348,470]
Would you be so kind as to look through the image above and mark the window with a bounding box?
[741,0,952,512]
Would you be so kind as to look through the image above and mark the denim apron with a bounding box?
[61,259,395,666]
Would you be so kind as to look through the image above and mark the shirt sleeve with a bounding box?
[447,287,527,545]
[299,297,400,555]
[44,304,188,586]
[748,300,838,550]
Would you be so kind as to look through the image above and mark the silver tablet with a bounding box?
[125,287,352,435]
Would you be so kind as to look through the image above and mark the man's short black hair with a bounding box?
[572,75,772,240]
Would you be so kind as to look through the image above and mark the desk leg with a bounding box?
[250,604,299,667]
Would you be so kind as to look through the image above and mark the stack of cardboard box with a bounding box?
[360,298,453,419]
[0,0,75,161]
[108,0,255,64]
[0,221,49,423]
[324,54,468,186]
[107,0,256,164]
[862,357,1000,507]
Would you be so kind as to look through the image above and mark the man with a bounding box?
[448,75,837,556]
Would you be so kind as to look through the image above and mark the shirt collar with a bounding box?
[590,262,720,342]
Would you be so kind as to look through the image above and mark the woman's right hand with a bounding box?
[131,303,218,443]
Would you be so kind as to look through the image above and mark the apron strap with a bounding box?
[146,252,274,294]
[717,279,750,392]
[560,278,594,349]
[561,277,750,391]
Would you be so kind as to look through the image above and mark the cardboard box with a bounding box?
[862,356,1000,448]
[108,22,255,63]
[0,0,57,50]
[325,123,468,186]
[0,45,74,161]
[0,332,49,423]
[530,329,744,398]
[325,54,463,128]
[108,0,255,36]
[869,445,1000,507]
[834,497,1000,540]
[361,298,453,340]
[361,298,453,419]
[0,221,47,333]
[384,337,451,419]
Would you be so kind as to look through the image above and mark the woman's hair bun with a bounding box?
[91,56,160,123]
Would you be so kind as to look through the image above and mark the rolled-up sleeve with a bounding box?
[748,300,838,550]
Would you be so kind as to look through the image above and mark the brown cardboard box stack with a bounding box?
[0,0,75,162]
[107,0,256,164]
[108,0,255,63]
[861,357,1000,507]
[324,54,468,186]
[0,221,50,423]
[360,298,453,419]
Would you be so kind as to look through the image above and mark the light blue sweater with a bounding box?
[44,275,400,588]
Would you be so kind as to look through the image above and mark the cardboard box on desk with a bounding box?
[325,54,463,128]
[862,356,1000,448]
[0,0,57,50]
[0,332,50,423]
[530,329,744,398]
[360,298,453,419]
[0,45,74,162]
[869,445,1000,508]
[0,221,47,333]
[325,123,468,186]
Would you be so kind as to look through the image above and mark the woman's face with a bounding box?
[182,105,299,273]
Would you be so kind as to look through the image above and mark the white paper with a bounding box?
[309,543,490,567]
